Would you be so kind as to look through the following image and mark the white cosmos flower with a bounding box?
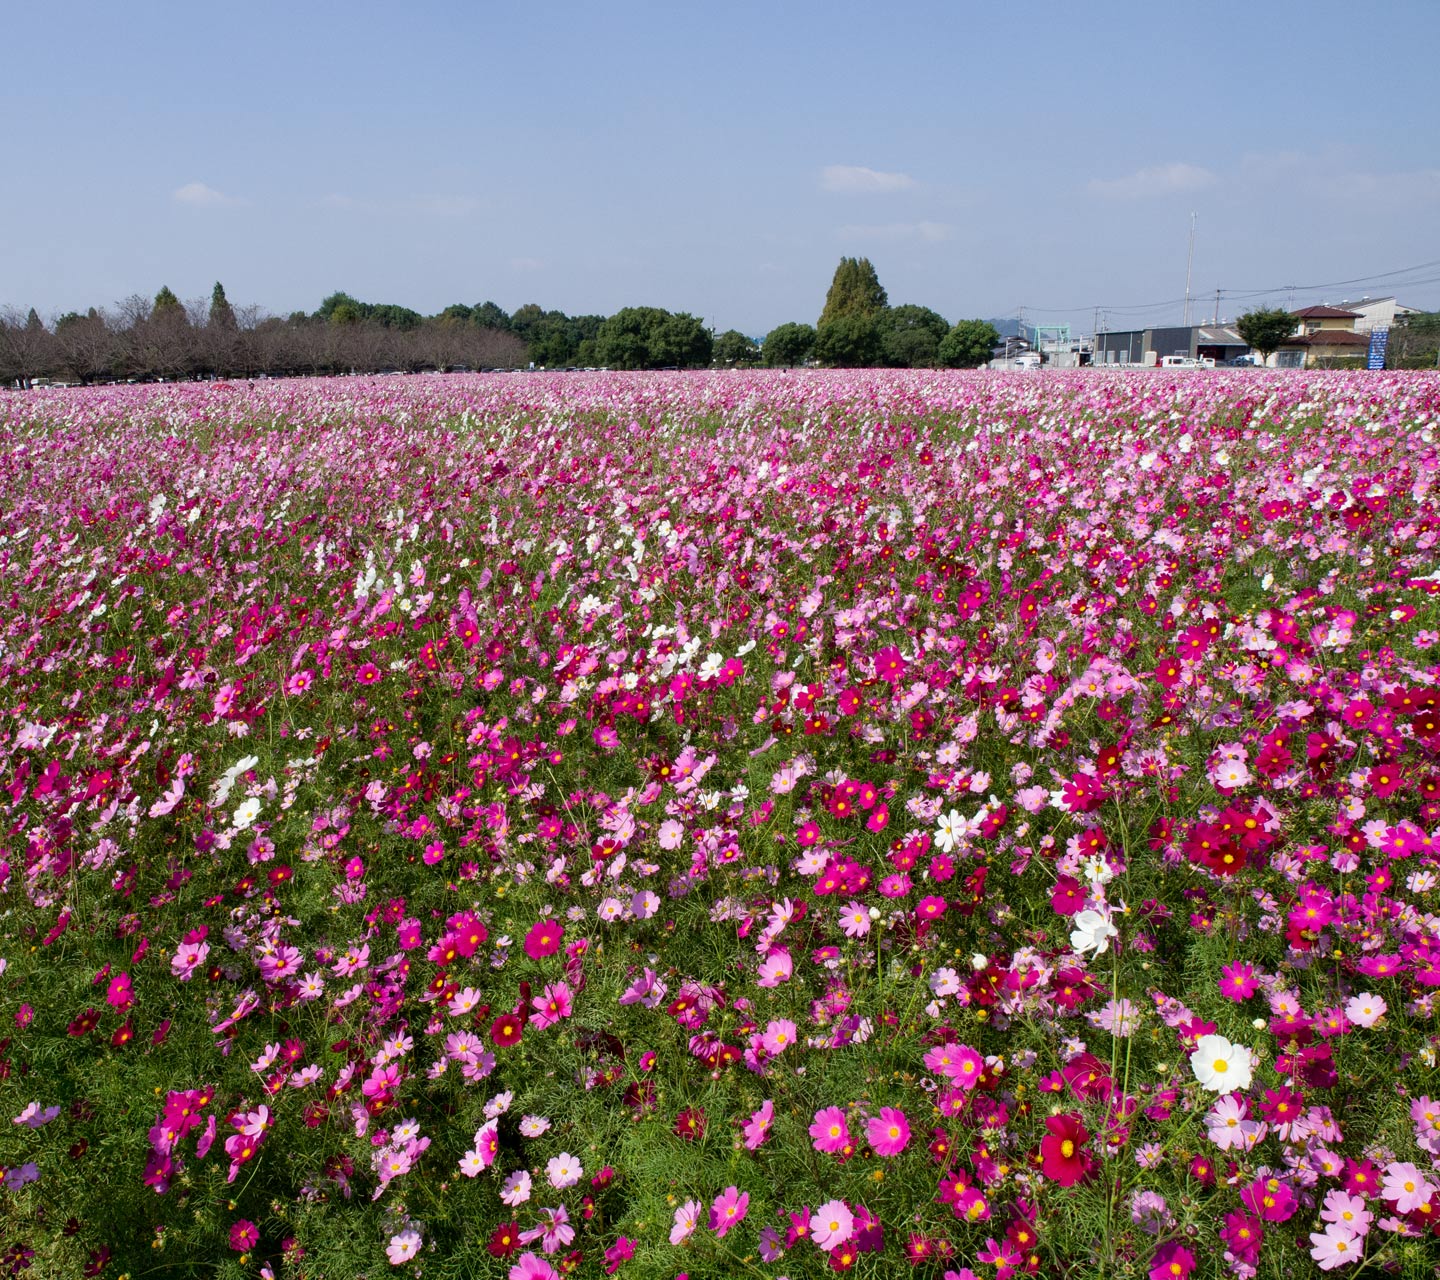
[1069,908,1118,956]
[233,797,262,830]
[934,809,963,853]
[1189,1034,1254,1092]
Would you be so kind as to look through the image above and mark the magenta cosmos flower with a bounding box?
[709,1186,749,1238]
[866,1106,911,1157]
[524,918,564,960]
[809,1105,851,1154]
[228,1220,259,1252]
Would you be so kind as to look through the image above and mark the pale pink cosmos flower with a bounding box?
[386,1229,421,1264]
[1381,1161,1434,1214]
[866,1106,911,1157]
[670,1198,701,1245]
[811,1198,854,1252]
[658,819,684,850]
[1344,993,1386,1028]
[546,1152,582,1189]
[1308,1223,1361,1271]
[1320,1188,1372,1237]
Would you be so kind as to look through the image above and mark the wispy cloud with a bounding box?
[1086,162,1217,200]
[835,220,950,243]
[173,181,234,208]
[822,164,917,194]
[411,195,483,218]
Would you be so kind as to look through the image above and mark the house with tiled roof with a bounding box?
[1272,306,1368,368]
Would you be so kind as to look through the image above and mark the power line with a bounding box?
[1000,257,1440,326]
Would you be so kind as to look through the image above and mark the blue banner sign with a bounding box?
[1367,327,1390,370]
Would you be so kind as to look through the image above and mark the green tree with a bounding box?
[152,285,187,324]
[209,282,237,330]
[814,313,883,367]
[1235,307,1298,363]
[1386,312,1440,368]
[762,322,816,367]
[938,319,1001,368]
[438,304,473,325]
[369,303,423,330]
[818,257,889,327]
[317,292,367,325]
[713,330,760,365]
[654,313,713,367]
[878,304,949,367]
[592,308,711,370]
[471,301,511,331]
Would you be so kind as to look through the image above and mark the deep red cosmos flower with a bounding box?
[490,1014,523,1048]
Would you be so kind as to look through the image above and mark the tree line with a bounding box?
[2,260,1009,387]
[0,286,726,386]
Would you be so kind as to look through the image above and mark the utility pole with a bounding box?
[1212,288,1221,326]
[1182,212,1197,327]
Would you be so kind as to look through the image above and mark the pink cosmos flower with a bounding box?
[743,1100,774,1150]
[658,819,684,849]
[760,1019,797,1056]
[925,1042,985,1089]
[811,1198,854,1252]
[838,901,871,938]
[355,662,381,686]
[866,1106,911,1157]
[709,1186,749,1238]
[809,1105,851,1154]
[756,949,792,987]
[228,1220,259,1252]
[509,1253,560,1280]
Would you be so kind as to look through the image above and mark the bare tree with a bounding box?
[0,307,59,386]
[55,309,116,384]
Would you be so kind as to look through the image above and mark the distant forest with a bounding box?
[0,285,729,386]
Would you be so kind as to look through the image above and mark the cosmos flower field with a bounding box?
[4,369,1440,1280]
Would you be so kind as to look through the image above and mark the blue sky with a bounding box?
[5,0,1439,335]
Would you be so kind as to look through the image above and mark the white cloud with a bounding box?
[822,164,917,194]
[835,221,951,243]
[173,181,234,208]
[1086,162,1217,200]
